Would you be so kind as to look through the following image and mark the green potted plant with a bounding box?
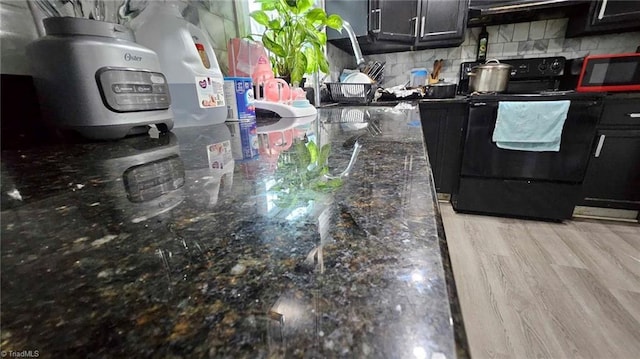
[249,0,343,86]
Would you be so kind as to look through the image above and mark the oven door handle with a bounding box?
[594,134,606,158]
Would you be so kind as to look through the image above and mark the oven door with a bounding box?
[461,98,601,182]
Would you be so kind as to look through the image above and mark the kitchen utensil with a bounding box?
[426,80,457,98]
[369,61,385,83]
[33,0,63,17]
[27,17,173,139]
[66,0,84,18]
[467,59,512,93]
[90,0,106,21]
[429,59,444,84]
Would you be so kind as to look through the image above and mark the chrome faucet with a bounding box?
[313,20,365,107]
[342,21,365,69]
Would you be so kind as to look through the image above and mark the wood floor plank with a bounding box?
[522,221,587,268]
[499,222,617,359]
[573,219,640,252]
[480,252,566,359]
[441,203,640,359]
[552,265,640,358]
[580,226,640,281]
[554,223,640,292]
[611,289,640,325]
[568,220,640,279]
[441,206,512,358]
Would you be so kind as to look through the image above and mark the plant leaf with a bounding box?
[295,139,311,171]
[317,31,327,45]
[268,19,281,30]
[296,0,313,13]
[314,46,329,73]
[262,34,286,57]
[307,140,318,164]
[304,46,316,73]
[305,8,326,23]
[259,0,277,11]
[304,27,321,45]
[318,143,331,166]
[325,14,343,30]
[294,22,307,46]
[290,51,307,86]
[319,56,329,74]
[250,10,270,26]
[286,0,301,14]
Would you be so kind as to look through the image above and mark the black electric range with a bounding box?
[452,56,603,221]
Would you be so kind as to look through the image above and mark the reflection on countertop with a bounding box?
[0,107,468,358]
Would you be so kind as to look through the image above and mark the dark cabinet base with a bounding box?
[451,177,582,221]
[419,102,467,194]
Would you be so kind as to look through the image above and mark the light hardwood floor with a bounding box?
[440,203,640,359]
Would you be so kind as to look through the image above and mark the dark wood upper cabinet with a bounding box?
[590,0,640,25]
[417,0,468,47]
[326,0,467,55]
[374,0,420,43]
[566,0,640,37]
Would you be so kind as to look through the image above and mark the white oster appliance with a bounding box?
[130,1,227,127]
[26,17,174,140]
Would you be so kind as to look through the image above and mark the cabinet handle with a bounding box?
[410,17,418,37]
[626,113,640,118]
[472,102,487,107]
[595,134,605,158]
[371,9,381,33]
[598,0,608,20]
[420,16,425,38]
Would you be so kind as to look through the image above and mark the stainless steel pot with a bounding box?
[426,80,457,98]
[468,59,512,93]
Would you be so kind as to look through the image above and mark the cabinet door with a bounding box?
[417,0,467,44]
[325,0,371,40]
[419,103,466,193]
[592,0,640,25]
[581,130,640,209]
[373,0,420,43]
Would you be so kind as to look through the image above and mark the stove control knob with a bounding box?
[538,63,548,72]
[551,60,562,72]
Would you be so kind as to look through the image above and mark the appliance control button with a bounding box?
[138,96,155,104]
[551,60,561,71]
[116,96,136,106]
[156,95,168,104]
[538,63,548,72]
[112,84,135,93]
[150,75,166,84]
[152,84,167,93]
[135,84,153,93]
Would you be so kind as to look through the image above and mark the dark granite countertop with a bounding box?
[1,107,468,359]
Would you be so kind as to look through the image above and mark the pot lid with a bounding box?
[474,61,512,70]
[430,81,456,86]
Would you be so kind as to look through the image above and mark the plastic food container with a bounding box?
[410,68,429,87]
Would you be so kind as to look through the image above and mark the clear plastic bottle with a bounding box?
[130,1,226,127]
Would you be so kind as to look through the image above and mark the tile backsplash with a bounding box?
[328,18,640,87]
